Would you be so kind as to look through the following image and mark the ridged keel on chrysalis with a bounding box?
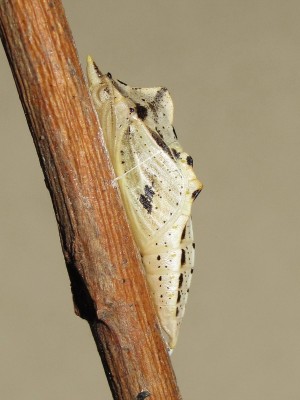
[87,57,202,351]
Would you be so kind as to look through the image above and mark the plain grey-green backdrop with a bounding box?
[1,1,300,399]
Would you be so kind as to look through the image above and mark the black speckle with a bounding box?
[176,307,179,317]
[172,126,178,139]
[191,268,194,274]
[155,87,167,102]
[159,276,162,281]
[186,155,193,166]
[192,189,201,200]
[139,185,155,214]
[145,185,155,198]
[139,195,152,213]
[178,273,183,288]
[92,62,102,78]
[117,79,127,86]
[171,148,180,159]
[107,72,112,79]
[157,255,161,260]
[181,249,186,265]
[151,130,173,158]
[136,103,148,120]
[129,107,135,113]
[181,225,186,240]
[192,242,195,249]
[177,291,181,304]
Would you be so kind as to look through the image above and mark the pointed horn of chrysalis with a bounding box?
[86,55,103,85]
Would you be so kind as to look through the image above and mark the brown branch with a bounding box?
[0,1,182,399]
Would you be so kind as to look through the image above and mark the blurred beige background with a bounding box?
[1,1,300,399]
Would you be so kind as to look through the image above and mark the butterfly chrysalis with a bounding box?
[87,56,202,351]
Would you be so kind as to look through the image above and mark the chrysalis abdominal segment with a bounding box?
[87,56,202,351]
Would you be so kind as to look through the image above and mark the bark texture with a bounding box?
[0,1,182,399]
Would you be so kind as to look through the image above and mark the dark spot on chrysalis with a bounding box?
[117,79,127,86]
[139,185,155,214]
[154,87,167,104]
[177,291,181,304]
[178,273,183,288]
[186,155,193,166]
[107,72,112,79]
[139,195,152,214]
[129,107,135,113]
[191,268,194,274]
[151,130,173,158]
[157,255,161,260]
[136,103,148,120]
[192,242,195,249]
[192,189,201,200]
[181,249,186,265]
[125,126,132,136]
[93,62,102,78]
[136,390,151,400]
[172,126,178,139]
[171,148,180,159]
[181,225,186,240]
[159,276,162,281]
[176,307,179,317]
[145,185,155,199]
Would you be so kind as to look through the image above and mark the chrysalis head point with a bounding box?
[86,56,103,84]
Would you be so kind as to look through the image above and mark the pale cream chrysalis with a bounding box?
[87,56,202,352]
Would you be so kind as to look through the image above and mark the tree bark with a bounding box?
[0,1,182,399]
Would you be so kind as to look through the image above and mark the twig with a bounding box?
[0,1,182,399]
